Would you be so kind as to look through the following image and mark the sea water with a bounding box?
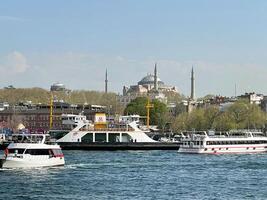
[0,150,267,200]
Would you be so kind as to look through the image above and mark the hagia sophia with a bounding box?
[118,64,179,106]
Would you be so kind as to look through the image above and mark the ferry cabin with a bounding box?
[178,131,267,154]
[56,114,157,143]
[57,127,156,143]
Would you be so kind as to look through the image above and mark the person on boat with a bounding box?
[4,148,8,158]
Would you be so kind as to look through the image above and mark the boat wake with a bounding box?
[0,168,15,171]
[65,163,93,169]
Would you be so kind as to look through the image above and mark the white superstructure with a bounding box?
[1,134,65,168]
[56,114,157,143]
[178,130,267,154]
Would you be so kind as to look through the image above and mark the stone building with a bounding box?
[118,64,178,106]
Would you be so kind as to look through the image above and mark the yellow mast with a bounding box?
[146,97,154,128]
[49,92,53,129]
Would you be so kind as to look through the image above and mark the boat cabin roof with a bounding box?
[11,134,51,144]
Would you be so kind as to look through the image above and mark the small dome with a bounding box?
[138,74,164,85]
[50,82,66,91]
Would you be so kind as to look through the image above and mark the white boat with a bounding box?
[55,113,157,143]
[0,134,65,168]
[178,130,267,154]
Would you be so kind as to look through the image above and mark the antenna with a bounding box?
[235,83,237,97]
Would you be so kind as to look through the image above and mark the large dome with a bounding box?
[138,74,164,86]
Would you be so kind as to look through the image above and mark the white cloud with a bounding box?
[0,16,27,22]
[9,51,30,73]
[0,51,31,74]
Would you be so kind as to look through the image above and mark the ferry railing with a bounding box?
[79,127,135,132]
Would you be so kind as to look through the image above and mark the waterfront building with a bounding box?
[238,92,264,105]
[0,102,107,132]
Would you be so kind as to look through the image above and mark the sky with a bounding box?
[1,0,267,97]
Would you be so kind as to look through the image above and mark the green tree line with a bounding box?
[124,97,267,132]
[171,100,266,132]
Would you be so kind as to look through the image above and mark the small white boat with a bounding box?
[178,130,267,154]
[0,134,65,169]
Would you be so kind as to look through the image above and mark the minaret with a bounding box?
[154,63,158,91]
[190,66,195,100]
[105,69,108,94]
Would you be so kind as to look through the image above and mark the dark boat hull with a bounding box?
[58,142,180,151]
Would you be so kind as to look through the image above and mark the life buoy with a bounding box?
[4,148,8,157]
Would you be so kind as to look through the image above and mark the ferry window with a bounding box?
[200,141,203,146]
[122,133,132,142]
[81,133,93,143]
[95,133,106,142]
[109,133,120,142]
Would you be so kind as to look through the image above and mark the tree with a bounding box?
[171,112,188,133]
[227,100,249,129]
[226,100,266,129]
[124,97,167,125]
[187,108,207,130]
[203,106,220,129]
[213,112,236,131]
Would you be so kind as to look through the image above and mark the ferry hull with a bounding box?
[1,157,65,169]
[59,142,180,151]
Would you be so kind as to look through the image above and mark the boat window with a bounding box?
[25,149,50,155]
[81,133,93,143]
[8,148,25,154]
[95,133,106,142]
[52,149,63,156]
[109,133,120,143]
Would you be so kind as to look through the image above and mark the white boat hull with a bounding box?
[178,145,267,154]
[1,156,65,169]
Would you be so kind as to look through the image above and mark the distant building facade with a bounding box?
[238,92,264,105]
[0,102,107,132]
